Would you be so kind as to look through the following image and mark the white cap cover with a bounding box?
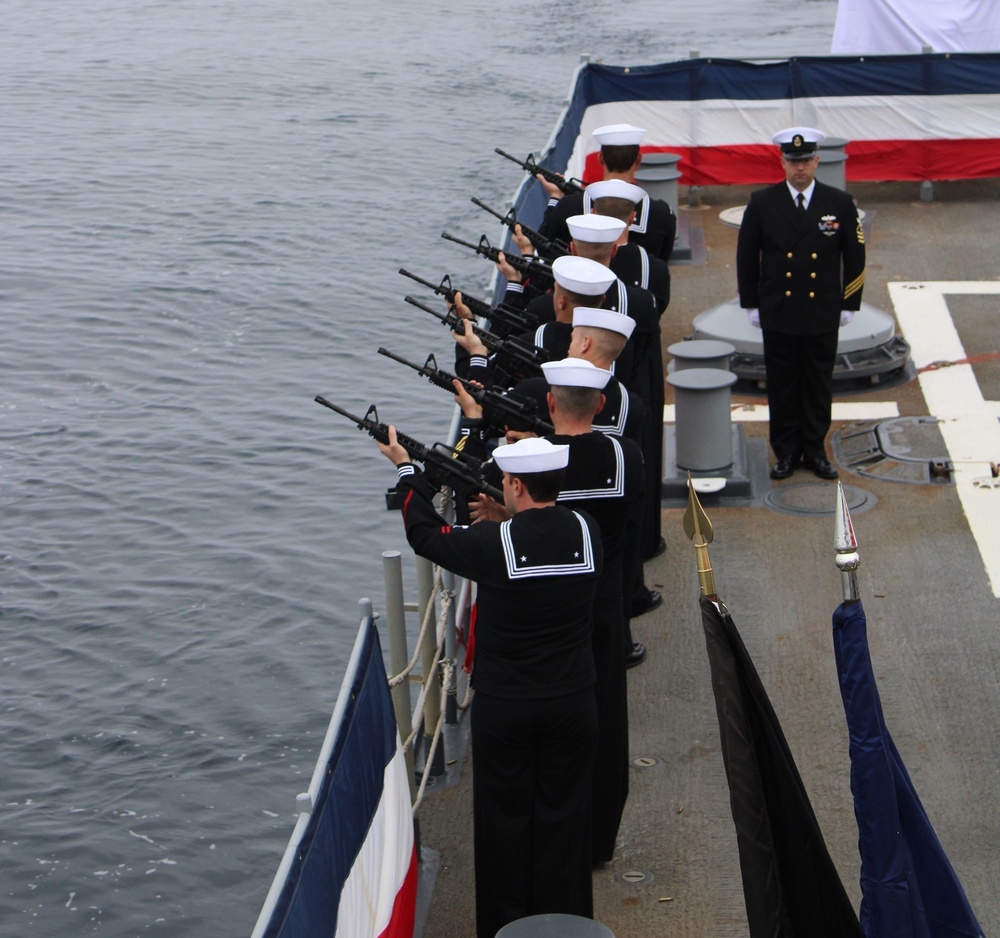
[566,213,627,244]
[492,436,569,473]
[541,358,613,390]
[551,255,616,295]
[592,123,646,146]
[572,306,636,339]
[585,179,646,204]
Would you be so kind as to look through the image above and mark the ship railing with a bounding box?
[381,482,474,813]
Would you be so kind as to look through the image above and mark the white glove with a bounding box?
[745,308,761,328]
[840,310,855,326]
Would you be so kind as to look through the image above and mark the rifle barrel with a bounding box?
[471,196,505,221]
[314,395,364,424]
[440,231,480,251]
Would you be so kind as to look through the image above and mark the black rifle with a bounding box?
[494,148,586,197]
[441,231,556,291]
[470,198,569,259]
[377,348,554,436]
[398,268,538,336]
[314,396,503,505]
[404,295,549,384]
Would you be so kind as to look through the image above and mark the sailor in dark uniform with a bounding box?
[587,178,672,314]
[459,360,644,863]
[736,126,866,480]
[538,123,677,263]
[377,433,603,938]
[455,254,620,390]
[565,308,655,665]
[512,254,621,370]
[537,359,643,864]
[556,213,664,570]
[503,306,645,454]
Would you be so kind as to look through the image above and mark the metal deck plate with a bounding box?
[832,417,954,484]
[764,482,876,516]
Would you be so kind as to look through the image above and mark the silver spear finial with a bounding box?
[834,481,861,603]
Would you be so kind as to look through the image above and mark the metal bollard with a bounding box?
[667,339,735,374]
[667,368,738,471]
[635,152,682,216]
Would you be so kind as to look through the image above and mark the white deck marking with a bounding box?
[662,401,900,423]
[889,281,1000,597]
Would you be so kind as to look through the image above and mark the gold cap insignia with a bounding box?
[792,134,804,148]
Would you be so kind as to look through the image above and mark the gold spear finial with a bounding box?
[834,481,861,603]
[683,473,717,600]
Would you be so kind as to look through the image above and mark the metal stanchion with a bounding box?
[440,566,459,724]
[382,550,416,802]
[415,554,445,777]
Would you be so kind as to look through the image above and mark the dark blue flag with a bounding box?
[832,600,984,938]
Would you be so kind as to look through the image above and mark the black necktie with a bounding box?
[796,192,806,213]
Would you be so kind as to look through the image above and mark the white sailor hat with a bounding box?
[551,255,616,295]
[584,179,646,204]
[592,123,646,147]
[492,436,569,473]
[566,213,627,244]
[771,126,825,159]
[572,306,636,340]
[541,358,613,390]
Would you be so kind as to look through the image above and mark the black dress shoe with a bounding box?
[626,642,647,669]
[803,456,839,479]
[769,455,800,480]
[631,589,663,618]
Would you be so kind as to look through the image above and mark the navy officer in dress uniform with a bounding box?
[378,431,603,938]
[736,126,866,480]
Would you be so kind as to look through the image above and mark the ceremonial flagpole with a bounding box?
[682,474,719,604]
[834,481,861,603]
[687,476,861,937]
[830,485,985,937]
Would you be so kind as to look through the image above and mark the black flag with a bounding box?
[700,595,861,937]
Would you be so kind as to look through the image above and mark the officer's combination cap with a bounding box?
[772,126,826,160]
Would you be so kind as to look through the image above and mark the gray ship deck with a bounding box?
[417,179,1000,937]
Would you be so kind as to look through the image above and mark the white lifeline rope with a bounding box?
[411,659,454,814]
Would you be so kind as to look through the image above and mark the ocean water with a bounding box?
[0,1,837,933]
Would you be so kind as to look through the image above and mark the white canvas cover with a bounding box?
[832,0,1000,54]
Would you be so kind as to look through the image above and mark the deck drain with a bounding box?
[764,483,876,517]
[618,870,654,886]
[630,756,660,769]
